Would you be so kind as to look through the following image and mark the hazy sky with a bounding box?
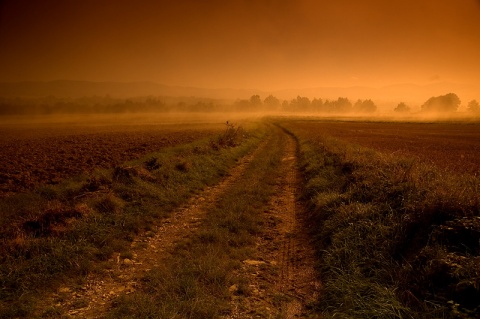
[1,0,479,90]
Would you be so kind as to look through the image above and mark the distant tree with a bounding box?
[285,96,311,112]
[294,96,311,111]
[322,99,333,112]
[311,98,324,112]
[263,95,280,110]
[334,97,352,113]
[353,99,377,113]
[234,95,262,111]
[284,99,296,112]
[422,93,460,113]
[191,100,215,112]
[394,102,411,113]
[176,101,187,112]
[467,99,480,113]
[364,99,377,113]
[249,95,262,108]
[354,99,363,112]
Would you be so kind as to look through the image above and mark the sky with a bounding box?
[1,0,480,92]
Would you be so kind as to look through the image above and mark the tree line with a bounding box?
[234,95,377,113]
[0,96,224,115]
[394,93,480,114]
[0,92,479,115]
[238,93,480,114]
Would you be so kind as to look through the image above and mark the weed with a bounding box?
[143,157,160,171]
[211,122,246,149]
[112,166,136,184]
[174,157,192,172]
[94,194,124,215]
[39,306,64,318]
[80,175,111,192]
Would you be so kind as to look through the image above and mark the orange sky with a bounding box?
[1,0,479,92]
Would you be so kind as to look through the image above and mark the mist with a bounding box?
[1,90,479,125]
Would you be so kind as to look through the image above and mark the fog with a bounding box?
[1,92,479,128]
[1,1,479,121]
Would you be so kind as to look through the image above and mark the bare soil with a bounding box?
[0,124,221,196]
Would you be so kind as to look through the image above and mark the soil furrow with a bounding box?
[44,139,268,318]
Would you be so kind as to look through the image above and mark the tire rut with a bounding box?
[44,139,269,319]
[227,131,321,318]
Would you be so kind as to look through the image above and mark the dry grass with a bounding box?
[279,118,480,318]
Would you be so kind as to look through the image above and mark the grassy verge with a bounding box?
[104,124,286,318]
[0,121,265,318]
[279,120,479,319]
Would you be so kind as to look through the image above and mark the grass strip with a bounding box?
[279,119,479,319]
[0,122,265,318]
[105,124,286,318]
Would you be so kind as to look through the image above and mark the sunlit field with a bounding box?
[2,0,480,317]
[0,113,478,318]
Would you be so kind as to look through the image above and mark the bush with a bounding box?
[212,122,246,149]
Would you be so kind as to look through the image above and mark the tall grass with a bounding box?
[0,122,263,318]
[280,120,479,319]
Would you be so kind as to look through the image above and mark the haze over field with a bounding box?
[1,0,480,104]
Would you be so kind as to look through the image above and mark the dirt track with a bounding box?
[226,132,320,318]
[40,128,320,318]
[47,137,268,318]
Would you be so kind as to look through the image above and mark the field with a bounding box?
[0,114,479,318]
[289,119,480,174]
[279,117,480,318]
[0,114,229,196]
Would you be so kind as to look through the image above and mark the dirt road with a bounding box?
[44,128,320,318]
[226,131,321,318]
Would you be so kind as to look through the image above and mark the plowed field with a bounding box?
[286,119,480,174]
[0,117,223,196]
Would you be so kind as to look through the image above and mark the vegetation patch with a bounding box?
[0,121,263,317]
[106,125,284,318]
[280,119,480,319]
